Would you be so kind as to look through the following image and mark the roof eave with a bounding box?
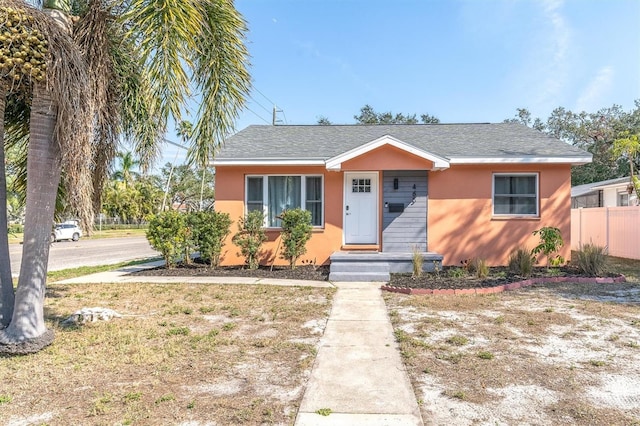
[211,159,326,166]
[448,156,593,165]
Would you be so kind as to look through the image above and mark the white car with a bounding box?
[51,222,82,242]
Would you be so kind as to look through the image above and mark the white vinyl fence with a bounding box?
[571,207,640,260]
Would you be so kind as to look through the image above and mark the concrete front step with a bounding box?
[329,261,390,273]
[328,271,390,282]
[328,251,444,282]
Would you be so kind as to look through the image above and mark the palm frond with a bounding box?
[190,0,251,167]
[122,0,202,129]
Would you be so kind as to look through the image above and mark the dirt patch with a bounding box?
[385,282,640,425]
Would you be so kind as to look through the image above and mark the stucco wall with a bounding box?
[215,162,573,268]
[427,164,572,266]
[215,165,343,266]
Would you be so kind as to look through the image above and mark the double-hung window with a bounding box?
[493,173,539,216]
[246,175,323,227]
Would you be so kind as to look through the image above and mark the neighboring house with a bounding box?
[571,177,638,208]
[212,124,591,275]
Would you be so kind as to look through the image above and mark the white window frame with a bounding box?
[492,173,539,217]
[245,174,324,228]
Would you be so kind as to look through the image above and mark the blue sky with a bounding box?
[159,0,640,167]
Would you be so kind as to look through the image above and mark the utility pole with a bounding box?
[272,105,283,125]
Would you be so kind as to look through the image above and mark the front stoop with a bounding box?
[329,251,444,282]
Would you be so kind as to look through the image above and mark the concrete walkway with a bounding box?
[295,281,423,425]
[56,265,423,425]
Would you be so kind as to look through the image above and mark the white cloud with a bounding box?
[575,66,614,112]
[536,0,571,104]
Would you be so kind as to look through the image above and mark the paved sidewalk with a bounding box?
[295,282,423,426]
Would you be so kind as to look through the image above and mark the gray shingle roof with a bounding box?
[214,123,590,162]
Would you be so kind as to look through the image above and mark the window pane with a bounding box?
[268,176,301,227]
[247,177,263,213]
[306,177,322,226]
[494,175,537,215]
[247,177,263,202]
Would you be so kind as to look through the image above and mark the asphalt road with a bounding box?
[9,236,159,277]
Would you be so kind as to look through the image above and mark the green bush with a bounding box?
[278,208,312,269]
[532,227,565,266]
[508,246,535,277]
[575,244,608,276]
[191,211,232,268]
[232,210,268,269]
[146,211,189,268]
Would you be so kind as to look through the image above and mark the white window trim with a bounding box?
[492,173,539,217]
[245,174,324,228]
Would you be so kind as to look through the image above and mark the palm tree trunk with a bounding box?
[0,84,59,349]
[0,83,15,328]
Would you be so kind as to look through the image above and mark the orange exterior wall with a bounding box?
[215,157,573,267]
[342,145,434,170]
[215,166,344,267]
[427,164,572,266]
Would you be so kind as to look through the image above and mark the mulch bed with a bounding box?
[131,259,330,281]
[384,266,626,295]
[132,261,625,293]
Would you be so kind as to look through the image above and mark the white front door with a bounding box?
[344,172,378,244]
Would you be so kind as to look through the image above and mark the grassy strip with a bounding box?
[9,228,148,244]
[46,258,161,283]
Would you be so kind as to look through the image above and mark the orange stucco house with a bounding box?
[212,124,591,281]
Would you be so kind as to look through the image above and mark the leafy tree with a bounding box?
[101,176,162,225]
[160,163,215,212]
[232,210,267,269]
[278,208,312,269]
[318,105,439,125]
[0,0,250,353]
[504,102,640,185]
[354,104,440,124]
[612,132,640,202]
[112,151,140,186]
[316,116,332,125]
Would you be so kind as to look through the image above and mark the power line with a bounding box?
[245,105,271,125]
[253,86,275,106]
[248,93,273,116]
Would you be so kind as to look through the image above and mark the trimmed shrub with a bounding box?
[279,208,312,269]
[575,244,608,276]
[191,211,232,268]
[232,210,268,270]
[508,246,534,277]
[146,211,189,268]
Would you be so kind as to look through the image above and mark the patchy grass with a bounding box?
[0,283,335,425]
[385,280,640,425]
[605,255,640,283]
